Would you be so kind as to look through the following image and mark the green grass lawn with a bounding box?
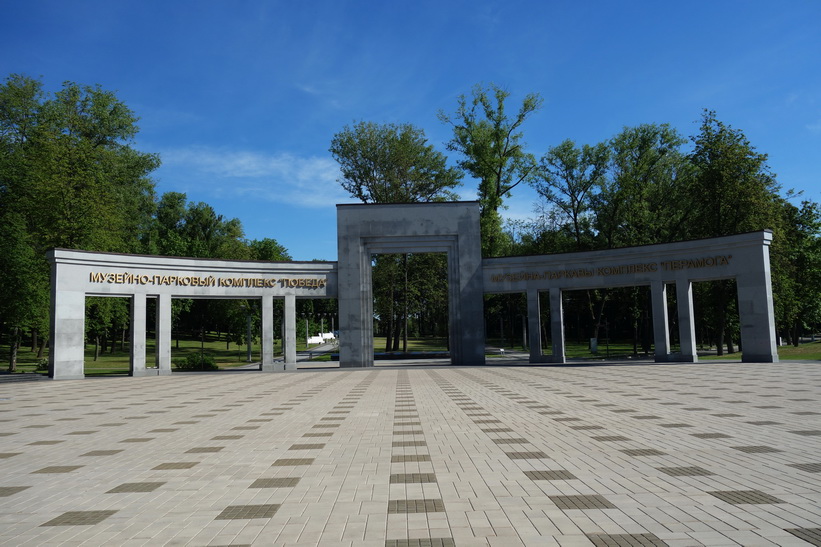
[709,340,821,361]
[3,334,819,375]
[3,332,319,375]
[372,336,449,352]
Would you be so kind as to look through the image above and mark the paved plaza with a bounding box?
[1,361,820,546]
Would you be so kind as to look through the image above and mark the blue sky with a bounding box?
[3,0,820,260]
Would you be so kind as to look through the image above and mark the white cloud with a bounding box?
[159,146,355,207]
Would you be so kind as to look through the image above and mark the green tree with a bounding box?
[25,80,159,251]
[0,74,159,368]
[146,194,248,260]
[689,110,780,238]
[439,83,542,256]
[689,110,782,354]
[773,199,821,344]
[248,238,292,261]
[330,120,462,203]
[533,139,609,251]
[0,211,48,370]
[594,124,693,248]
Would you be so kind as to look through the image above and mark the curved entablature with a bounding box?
[46,203,778,380]
[48,248,338,299]
[482,231,772,291]
[47,249,339,380]
[482,230,777,366]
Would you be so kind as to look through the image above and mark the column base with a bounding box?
[662,353,698,363]
[49,374,85,380]
[131,368,159,377]
[742,354,779,363]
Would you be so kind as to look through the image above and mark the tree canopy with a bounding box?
[0,74,294,370]
[330,120,462,203]
[439,83,543,256]
[329,86,820,353]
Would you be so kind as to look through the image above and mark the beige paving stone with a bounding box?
[1,362,820,545]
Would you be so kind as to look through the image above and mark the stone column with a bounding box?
[650,281,670,362]
[284,294,297,370]
[527,289,545,363]
[261,295,280,371]
[49,289,86,380]
[675,280,698,363]
[737,246,779,363]
[155,294,172,375]
[129,294,150,376]
[549,287,566,364]
[337,241,371,368]
[453,233,486,367]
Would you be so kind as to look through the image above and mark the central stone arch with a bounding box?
[336,202,486,367]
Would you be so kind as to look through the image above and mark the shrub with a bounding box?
[35,359,49,371]
[173,353,218,371]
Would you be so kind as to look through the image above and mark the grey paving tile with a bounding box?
[271,458,314,466]
[215,504,279,520]
[784,527,821,545]
[550,494,616,510]
[506,451,549,459]
[656,466,714,477]
[152,462,198,470]
[0,486,30,497]
[788,462,821,473]
[586,532,669,546]
[106,481,164,493]
[32,466,83,474]
[731,445,782,453]
[249,478,300,488]
[390,473,436,484]
[707,490,785,504]
[620,449,666,457]
[384,539,455,547]
[41,510,118,526]
[790,430,821,436]
[387,498,445,514]
[524,469,578,481]
[691,432,732,439]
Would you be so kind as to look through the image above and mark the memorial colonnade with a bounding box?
[483,230,778,364]
[47,249,336,380]
[47,203,779,379]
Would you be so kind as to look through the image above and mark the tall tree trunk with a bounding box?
[392,312,401,352]
[715,318,725,356]
[94,336,100,361]
[541,322,549,352]
[715,284,727,356]
[402,254,408,353]
[385,285,394,353]
[37,338,47,359]
[8,326,19,372]
[587,290,608,346]
[31,329,38,352]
